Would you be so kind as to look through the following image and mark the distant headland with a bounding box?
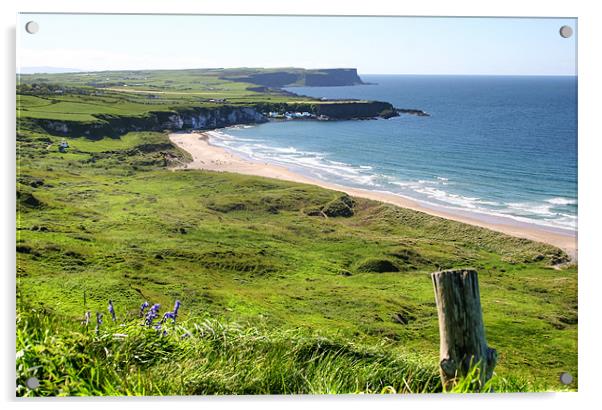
[221,68,365,88]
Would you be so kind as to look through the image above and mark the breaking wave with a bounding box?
[207,128,577,231]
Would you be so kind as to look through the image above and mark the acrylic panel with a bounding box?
[16,13,577,396]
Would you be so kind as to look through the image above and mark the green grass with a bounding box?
[65,132,169,152]
[16,69,578,395]
[17,303,558,396]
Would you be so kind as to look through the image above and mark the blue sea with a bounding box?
[210,75,577,232]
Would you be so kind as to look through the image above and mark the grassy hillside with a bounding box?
[16,69,577,396]
[16,77,292,123]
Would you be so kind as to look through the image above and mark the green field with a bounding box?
[17,69,320,122]
[16,69,577,396]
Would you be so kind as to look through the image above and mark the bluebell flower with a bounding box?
[95,312,103,334]
[108,300,116,322]
[144,303,161,326]
[152,322,167,336]
[153,323,168,336]
[139,301,149,317]
[150,303,160,314]
[173,300,181,317]
[161,311,175,324]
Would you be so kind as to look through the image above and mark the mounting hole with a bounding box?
[559,25,573,38]
[26,376,40,389]
[559,372,573,385]
[25,21,39,34]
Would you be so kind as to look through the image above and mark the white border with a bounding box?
[3,1,601,409]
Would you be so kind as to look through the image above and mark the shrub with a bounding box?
[355,258,400,273]
[322,194,355,217]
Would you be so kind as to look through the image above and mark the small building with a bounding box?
[58,140,69,153]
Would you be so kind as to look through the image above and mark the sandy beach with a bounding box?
[169,131,577,259]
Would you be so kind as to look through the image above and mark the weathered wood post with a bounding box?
[431,269,497,390]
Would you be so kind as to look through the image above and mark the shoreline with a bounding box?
[169,130,577,259]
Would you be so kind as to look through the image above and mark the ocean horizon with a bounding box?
[208,74,577,233]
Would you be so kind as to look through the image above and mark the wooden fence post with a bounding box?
[431,269,497,390]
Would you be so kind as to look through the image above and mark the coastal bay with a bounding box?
[170,131,577,259]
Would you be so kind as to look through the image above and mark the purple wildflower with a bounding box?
[139,301,149,317]
[150,303,160,316]
[144,303,160,326]
[108,300,116,322]
[161,311,175,324]
[95,312,103,334]
[153,322,168,336]
[173,300,181,317]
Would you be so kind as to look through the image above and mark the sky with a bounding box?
[17,14,577,75]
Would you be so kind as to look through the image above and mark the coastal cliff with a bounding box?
[314,101,397,119]
[303,69,365,86]
[31,100,398,139]
[35,106,268,139]
[253,100,398,119]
